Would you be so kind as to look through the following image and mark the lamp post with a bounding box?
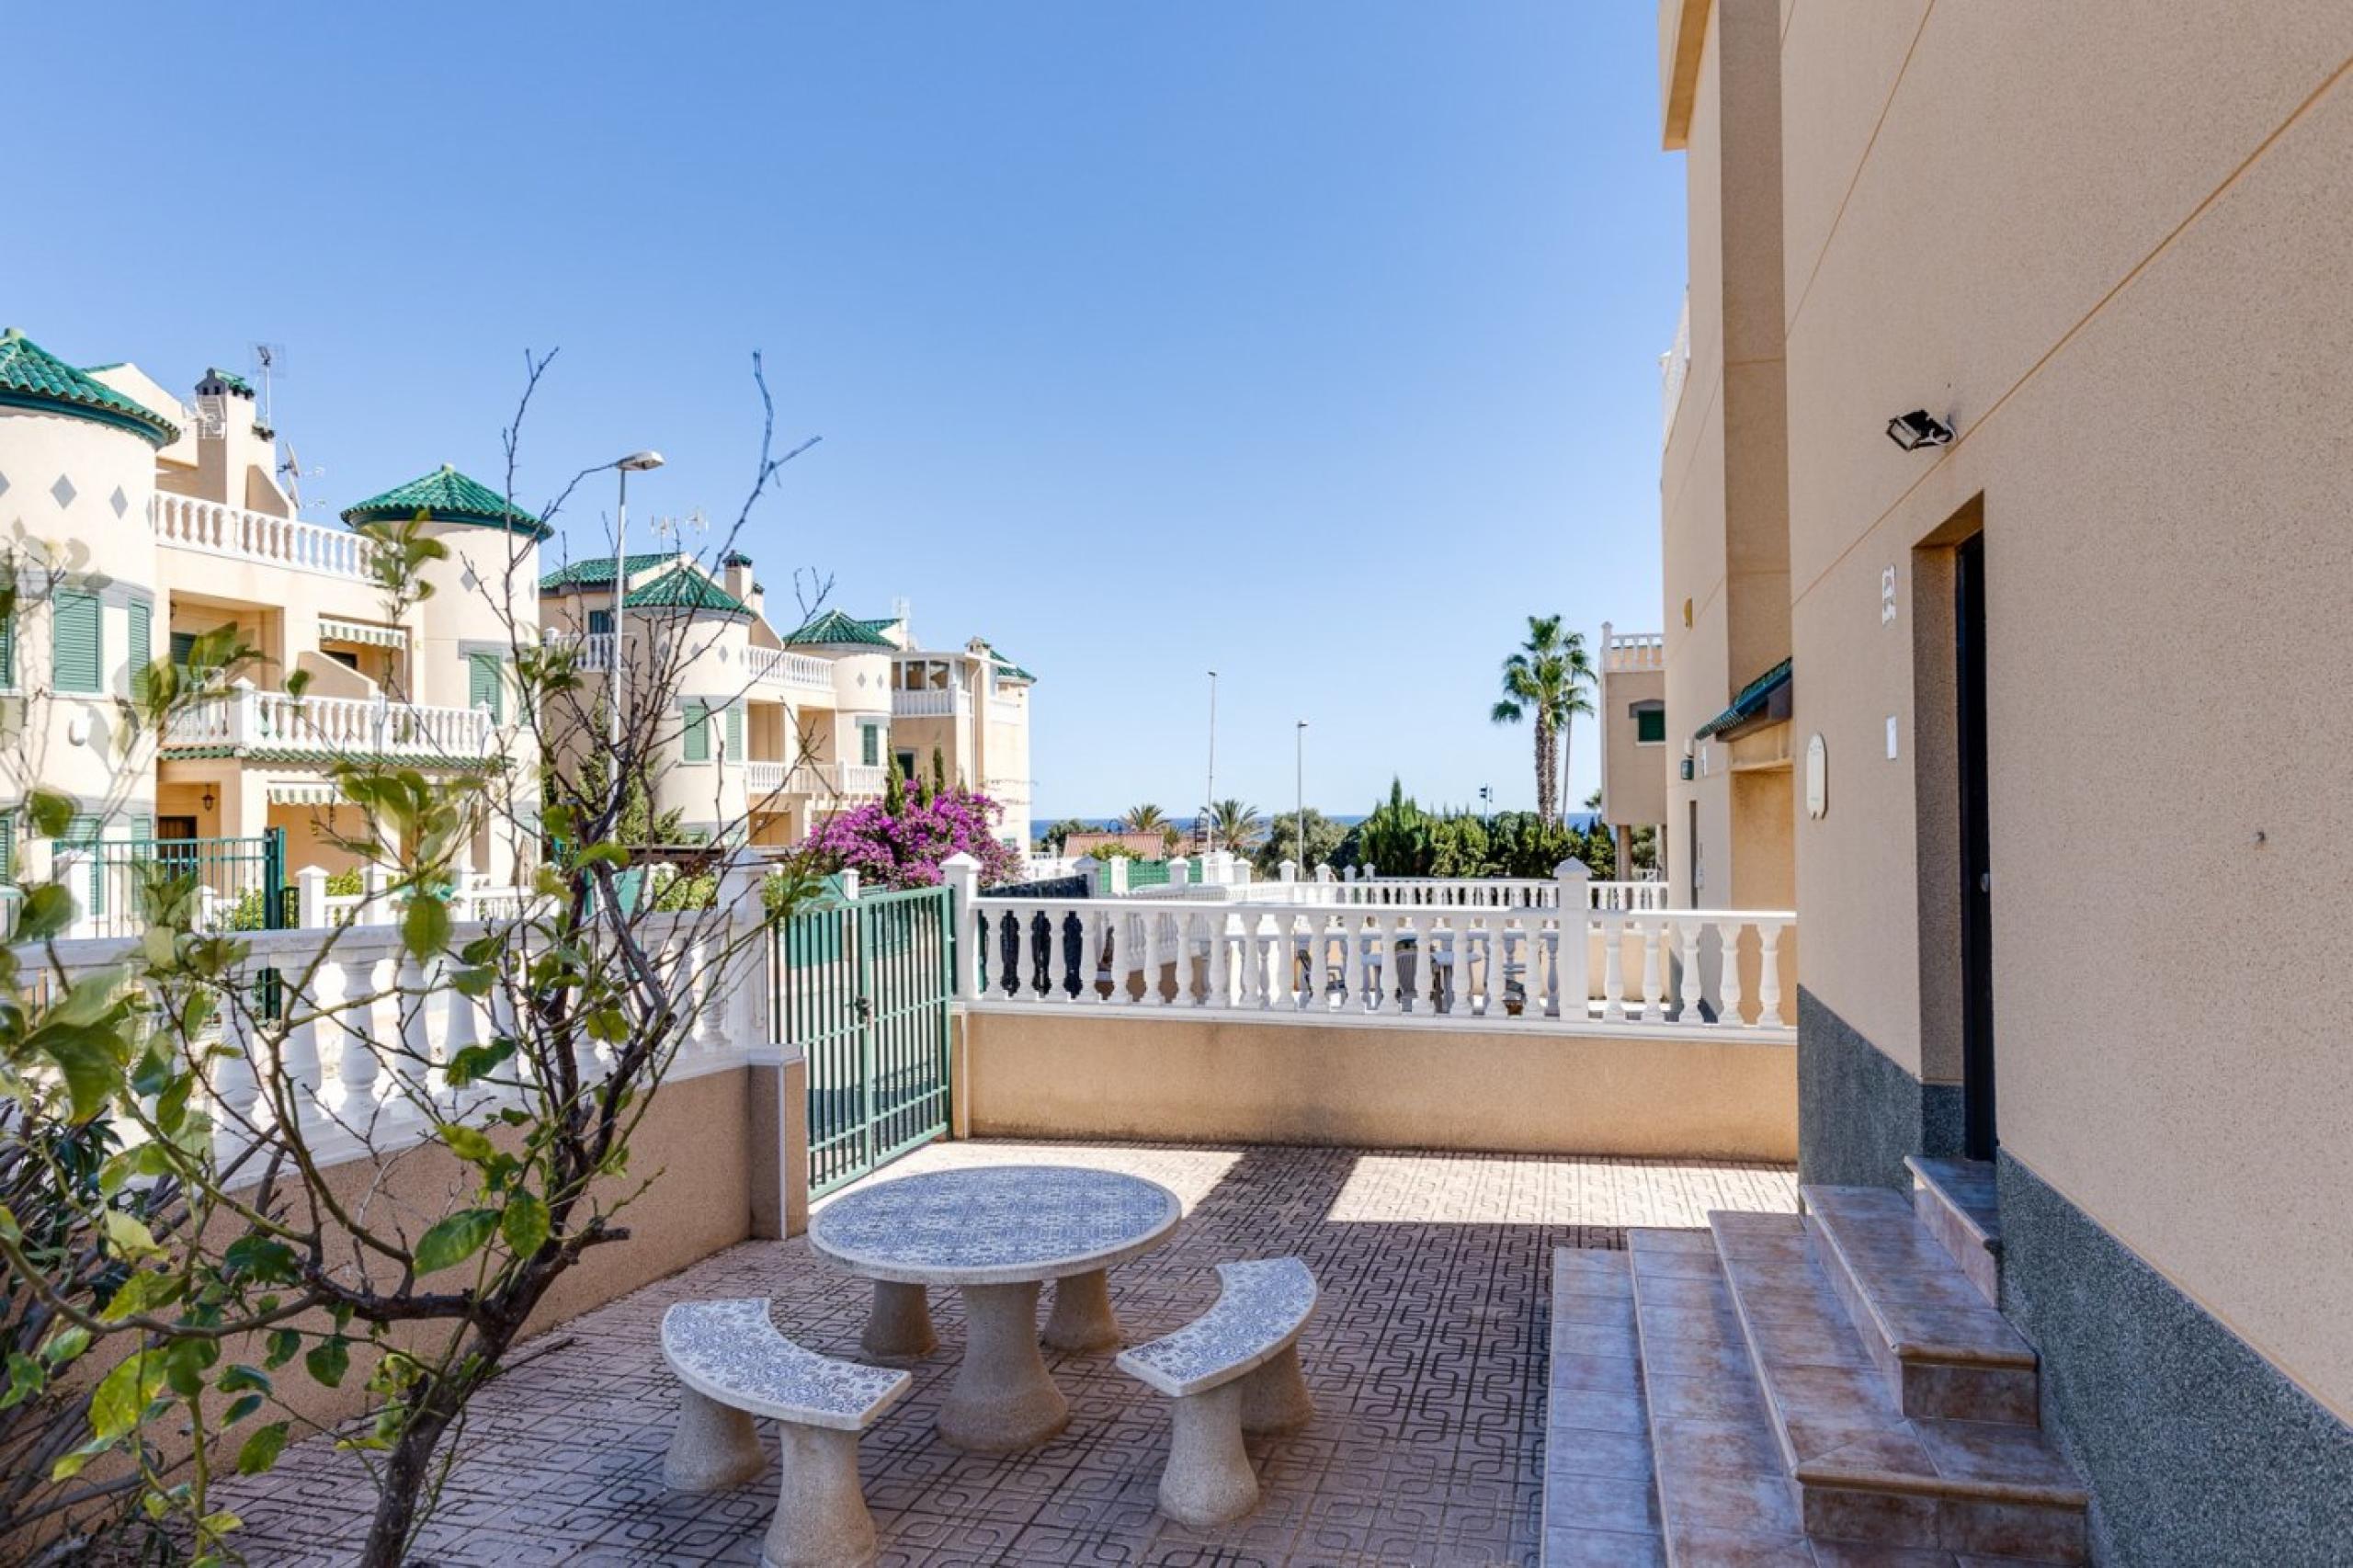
[1205,670,1219,852]
[607,451,665,753]
[1294,720,1309,873]
[1479,784,1492,827]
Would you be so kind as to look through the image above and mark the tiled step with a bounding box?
[1623,1228,1817,1564]
[1542,1249,1668,1565]
[1906,1156,2002,1308]
[1803,1186,2037,1426]
[1711,1211,2088,1565]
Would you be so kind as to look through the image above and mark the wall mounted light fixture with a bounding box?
[1886,409,1955,451]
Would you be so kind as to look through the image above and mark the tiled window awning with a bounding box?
[1694,657,1793,742]
[267,780,343,806]
[318,617,406,649]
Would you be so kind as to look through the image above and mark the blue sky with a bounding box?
[14,3,1682,822]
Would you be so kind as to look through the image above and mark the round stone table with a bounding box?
[807,1165,1182,1451]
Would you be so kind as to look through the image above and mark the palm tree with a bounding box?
[1490,614,1595,824]
[1204,798,1265,855]
[1120,803,1168,833]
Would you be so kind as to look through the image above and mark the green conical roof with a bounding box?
[0,328,180,446]
[341,464,551,540]
[625,565,749,615]
[782,608,896,648]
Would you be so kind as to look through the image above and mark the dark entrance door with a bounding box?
[1955,532,1997,1159]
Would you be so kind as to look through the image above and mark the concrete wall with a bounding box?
[1777,0,2353,1421]
[1600,662,1667,829]
[961,1009,1796,1162]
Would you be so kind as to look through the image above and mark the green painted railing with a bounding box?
[51,829,289,935]
[774,883,955,1196]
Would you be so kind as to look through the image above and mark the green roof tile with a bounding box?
[0,329,180,446]
[540,551,677,590]
[782,608,897,648]
[341,464,551,540]
[1693,657,1792,741]
[978,641,1036,683]
[624,565,749,614]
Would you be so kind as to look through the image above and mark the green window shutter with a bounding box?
[52,591,101,693]
[861,724,880,767]
[683,700,710,763]
[0,812,14,882]
[725,702,744,757]
[1635,705,1665,744]
[170,631,198,669]
[0,601,15,688]
[63,813,104,916]
[127,598,152,700]
[468,653,504,723]
[586,609,613,637]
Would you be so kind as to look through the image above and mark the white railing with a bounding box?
[14,881,771,1172]
[562,632,616,672]
[892,687,965,718]
[955,889,1791,1035]
[745,759,793,798]
[835,764,886,798]
[746,760,888,802]
[153,494,380,584]
[1219,872,1667,912]
[750,647,834,693]
[1604,630,1665,673]
[163,682,495,761]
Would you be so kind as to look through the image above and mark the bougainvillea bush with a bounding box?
[803,785,1022,889]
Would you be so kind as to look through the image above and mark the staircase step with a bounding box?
[1803,1186,2037,1426]
[1542,1248,1667,1566]
[1624,1228,1818,1565]
[1907,1155,2003,1308]
[1711,1210,2088,1565]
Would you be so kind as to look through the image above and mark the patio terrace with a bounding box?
[210,1139,1797,1566]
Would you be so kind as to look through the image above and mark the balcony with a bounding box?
[1604,630,1665,673]
[153,493,380,585]
[161,682,495,765]
[744,758,889,802]
[747,646,834,693]
[892,685,966,718]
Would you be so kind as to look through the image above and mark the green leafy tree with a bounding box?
[0,353,825,1567]
[1355,778,1434,877]
[1490,614,1595,824]
[1039,819,1088,855]
[1255,809,1350,877]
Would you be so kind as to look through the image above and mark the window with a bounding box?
[63,812,103,916]
[860,723,881,768]
[51,591,100,693]
[724,701,744,758]
[1633,700,1666,745]
[326,649,361,672]
[683,700,711,763]
[895,749,918,782]
[587,609,613,637]
[468,653,505,723]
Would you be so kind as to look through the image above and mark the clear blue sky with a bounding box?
[15,3,1682,822]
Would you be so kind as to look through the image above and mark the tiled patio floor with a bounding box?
[216,1141,1796,1567]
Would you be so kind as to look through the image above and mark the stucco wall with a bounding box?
[961,1009,1796,1162]
[1779,4,2353,1414]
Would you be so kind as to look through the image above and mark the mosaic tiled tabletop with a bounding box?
[213,1140,1796,1566]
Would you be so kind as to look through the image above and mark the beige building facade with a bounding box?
[1,330,541,917]
[1654,3,2353,1559]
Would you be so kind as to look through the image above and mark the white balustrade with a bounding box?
[891,687,965,717]
[750,647,835,692]
[153,493,381,583]
[959,888,1796,1035]
[162,683,496,763]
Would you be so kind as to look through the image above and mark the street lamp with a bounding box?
[1479,784,1492,826]
[1294,720,1309,873]
[1205,671,1219,852]
[607,450,665,751]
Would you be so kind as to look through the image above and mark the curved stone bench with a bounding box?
[660,1298,910,1568]
[1115,1257,1319,1526]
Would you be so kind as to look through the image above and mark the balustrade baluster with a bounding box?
[1757,920,1785,1028]
[1714,918,1746,1026]
[1601,916,1626,1023]
[1640,921,1666,1023]
[1139,909,1161,1006]
[1204,909,1228,1007]
[1677,917,1705,1024]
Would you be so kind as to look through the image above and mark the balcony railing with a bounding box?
[163,683,494,763]
[892,687,966,718]
[749,647,835,693]
[1603,630,1665,674]
[744,759,888,802]
[960,887,1791,1033]
[153,494,381,584]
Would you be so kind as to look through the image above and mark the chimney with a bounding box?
[722,550,756,608]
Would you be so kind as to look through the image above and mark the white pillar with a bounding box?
[1168,857,1190,888]
[940,852,983,1002]
[297,865,329,930]
[1553,859,1591,1020]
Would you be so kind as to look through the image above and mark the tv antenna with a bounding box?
[652,508,708,550]
[251,343,288,431]
[277,439,325,514]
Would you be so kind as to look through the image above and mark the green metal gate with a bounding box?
[55,828,289,935]
[775,883,956,1195]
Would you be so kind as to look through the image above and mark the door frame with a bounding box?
[1954,530,1997,1159]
